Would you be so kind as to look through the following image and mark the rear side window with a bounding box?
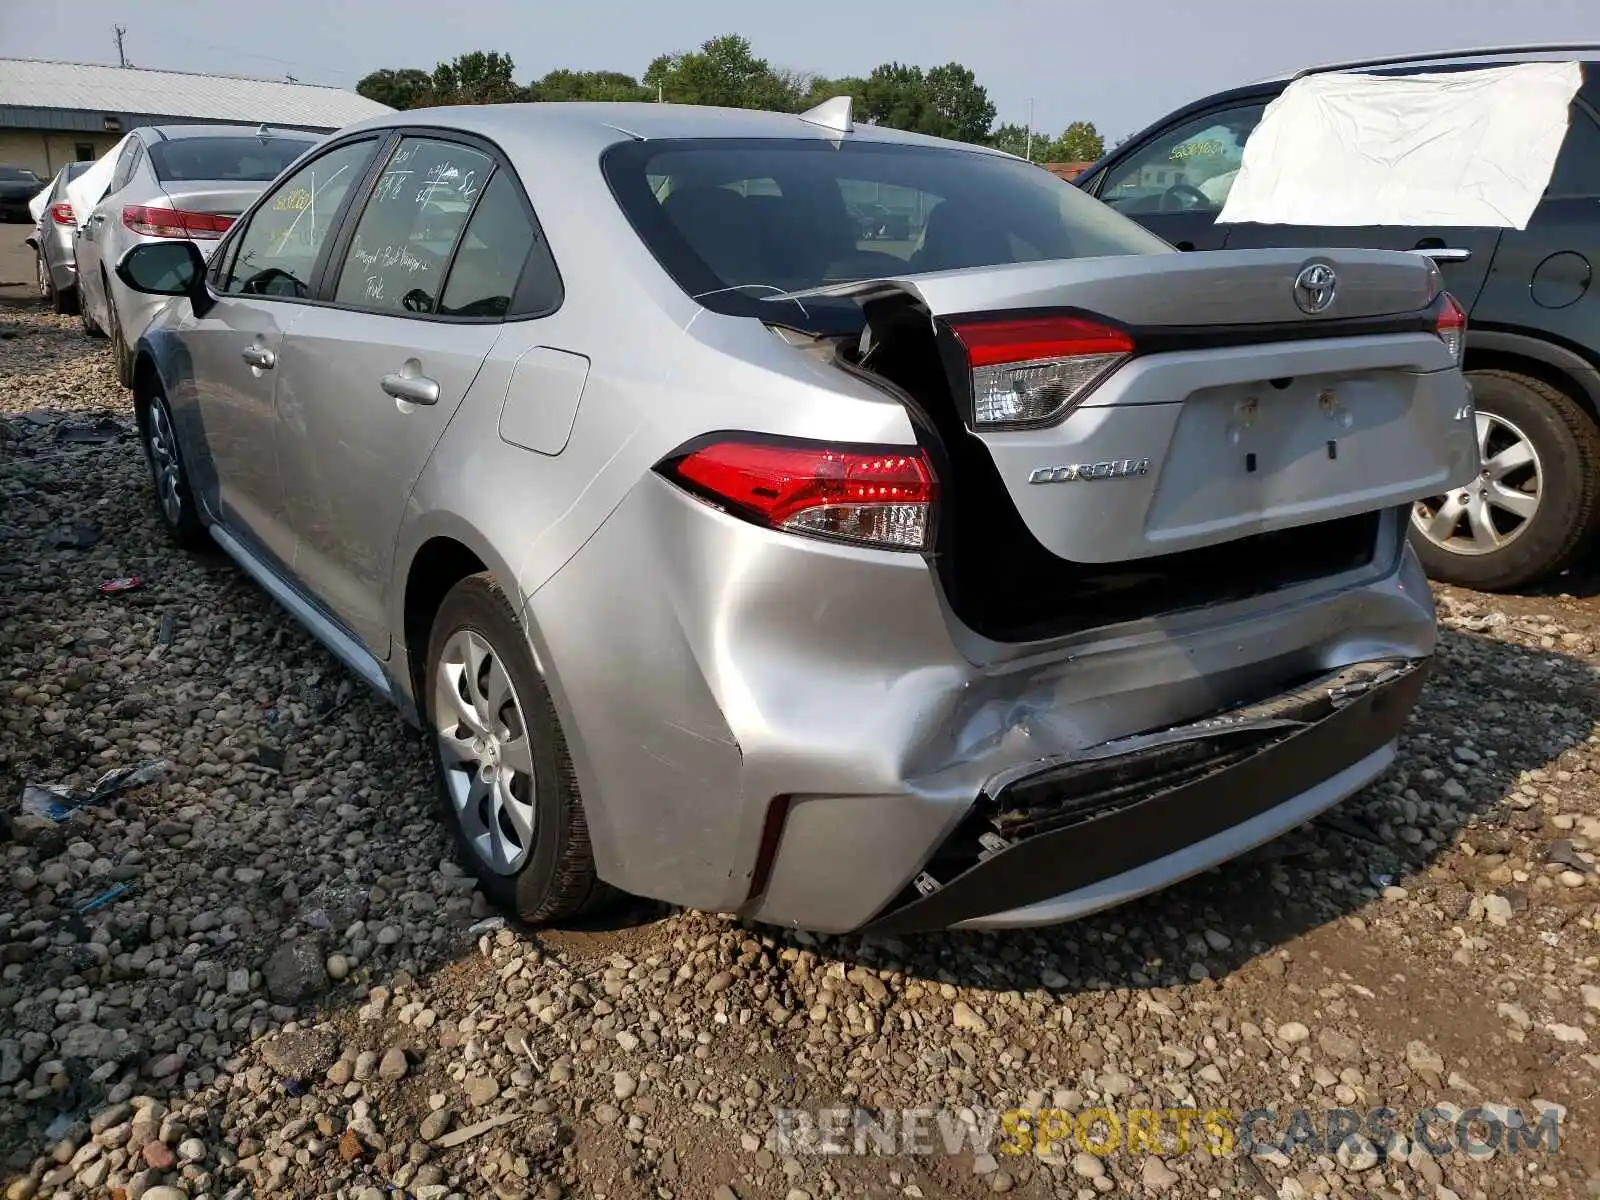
[333,137,493,314]
[1548,108,1600,197]
[603,138,1169,324]
[148,136,315,183]
[437,171,540,317]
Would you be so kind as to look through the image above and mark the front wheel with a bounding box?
[424,574,614,925]
[1409,369,1600,591]
[138,386,206,549]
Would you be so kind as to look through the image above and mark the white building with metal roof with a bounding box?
[0,58,393,176]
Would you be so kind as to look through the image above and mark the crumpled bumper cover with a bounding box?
[859,657,1430,934]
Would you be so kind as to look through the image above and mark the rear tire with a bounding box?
[106,275,133,387]
[80,288,104,338]
[424,574,615,925]
[1409,369,1600,591]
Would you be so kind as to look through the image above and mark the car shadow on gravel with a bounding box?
[734,625,1599,998]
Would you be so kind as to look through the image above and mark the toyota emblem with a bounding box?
[1293,262,1337,314]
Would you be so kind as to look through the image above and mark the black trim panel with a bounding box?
[859,658,1430,934]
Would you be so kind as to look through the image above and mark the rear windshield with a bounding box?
[602,137,1169,329]
[148,136,315,183]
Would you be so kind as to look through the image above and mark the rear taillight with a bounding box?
[122,205,234,240]
[49,202,74,226]
[948,315,1135,429]
[662,438,938,552]
[1435,293,1466,365]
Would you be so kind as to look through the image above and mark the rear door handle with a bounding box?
[241,345,276,369]
[1415,246,1472,262]
[381,371,440,406]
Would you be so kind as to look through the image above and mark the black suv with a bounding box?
[1076,46,1600,591]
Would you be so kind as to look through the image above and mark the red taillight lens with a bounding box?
[664,439,938,551]
[947,315,1135,428]
[122,205,234,240]
[1435,292,1466,365]
[49,202,75,226]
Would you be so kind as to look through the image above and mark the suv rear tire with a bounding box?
[1409,369,1600,591]
[424,574,615,925]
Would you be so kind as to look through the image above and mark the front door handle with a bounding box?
[241,345,276,369]
[1414,245,1472,262]
[381,371,440,406]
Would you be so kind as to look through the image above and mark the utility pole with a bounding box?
[1025,98,1034,161]
[113,25,128,68]
[657,82,663,103]
[285,73,298,83]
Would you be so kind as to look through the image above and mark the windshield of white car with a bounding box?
[602,137,1169,330]
[0,166,39,182]
[148,136,315,183]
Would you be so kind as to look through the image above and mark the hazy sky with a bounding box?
[3,0,1596,139]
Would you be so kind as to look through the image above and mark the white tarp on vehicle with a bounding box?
[1218,61,1584,230]
[28,182,51,224]
[64,135,130,230]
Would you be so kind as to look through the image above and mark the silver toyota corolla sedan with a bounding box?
[113,99,1478,934]
[75,124,317,385]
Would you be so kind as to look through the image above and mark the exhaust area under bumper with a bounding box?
[857,657,1430,934]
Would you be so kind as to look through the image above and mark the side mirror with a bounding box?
[115,240,213,317]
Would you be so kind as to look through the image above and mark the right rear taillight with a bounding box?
[947,314,1135,429]
[660,438,938,552]
[49,202,75,226]
[122,205,234,240]
[1434,292,1466,365]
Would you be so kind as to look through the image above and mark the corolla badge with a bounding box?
[1028,458,1151,484]
[1293,262,1338,314]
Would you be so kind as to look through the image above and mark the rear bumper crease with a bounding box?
[858,656,1429,934]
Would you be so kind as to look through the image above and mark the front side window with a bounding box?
[1098,105,1266,215]
[333,137,492,314]
[604,138,1170,329]
[148,135,316,183]
[219,139,377,298]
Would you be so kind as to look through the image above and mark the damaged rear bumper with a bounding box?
[860,657,1429,934]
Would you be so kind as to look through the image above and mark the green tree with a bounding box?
[924,63,996,144]
[857,62,995,144]
[989,122,1056,160]
[529,69,652,103]
[428,51,523,106]
[355,67,431,110]
[802,74,869,109]
[1044,120,1105,162]
[644,34,801,110]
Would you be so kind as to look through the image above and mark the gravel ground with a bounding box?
[2,299,1599,1200]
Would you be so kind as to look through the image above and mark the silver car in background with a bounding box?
[25,160,92,313]
[114,100,1477,934]
[75,124,316,384]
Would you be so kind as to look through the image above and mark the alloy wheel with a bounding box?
[36,252,50,302]
[433,629,539,876]
[145,399,183,526]
[1411,411,1542,557]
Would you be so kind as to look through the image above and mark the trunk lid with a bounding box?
[158,181,265,221]
[809,248,1479,564]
